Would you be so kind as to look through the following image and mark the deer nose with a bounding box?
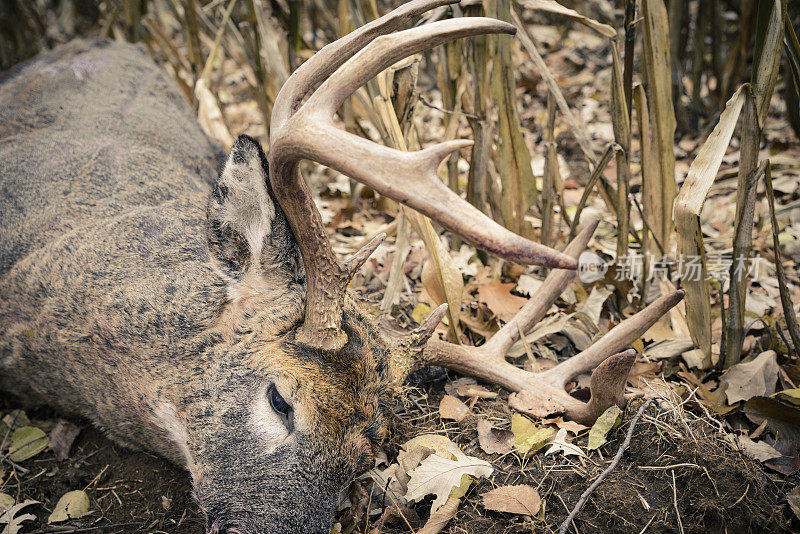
[207,514,257,534]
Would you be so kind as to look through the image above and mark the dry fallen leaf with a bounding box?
[0,494,14,514]
[405,441,493,513]
[477,419,515,455]
[725,434,782,463]
[478,281,528,322]
[545,428,587,458]
[721,350,779,404]
[455,384,498,399]
[0,499,39,534]
[587,405,622,450]
[574,286,612,326]
[541,417,589,435]
[48,420,80,462]
[511,413,554,455]
[439,395,471,422]
[788,487,800,520]
[48,490,91,524]
[444,377,476,396]
[7,426,48,462]
[481,484,541,516]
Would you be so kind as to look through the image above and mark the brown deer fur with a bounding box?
[0,40,391,533]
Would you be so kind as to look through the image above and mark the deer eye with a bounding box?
[268,385,292,419]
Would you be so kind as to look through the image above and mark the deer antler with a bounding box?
[268,0,578,351]
[389,221,686,424]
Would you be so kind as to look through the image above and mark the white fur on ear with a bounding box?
[214,138,276,261]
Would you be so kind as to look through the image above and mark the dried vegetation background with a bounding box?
[1,0,800,532]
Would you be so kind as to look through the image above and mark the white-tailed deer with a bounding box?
[0,1,682,532]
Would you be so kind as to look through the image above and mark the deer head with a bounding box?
[181,1,682,532]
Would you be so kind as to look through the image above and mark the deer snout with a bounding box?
[207,512,258,534]
[206,509,333,534]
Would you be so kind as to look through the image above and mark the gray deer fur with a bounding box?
[1,40,393,533]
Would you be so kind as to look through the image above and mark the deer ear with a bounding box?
[207,135,301,281]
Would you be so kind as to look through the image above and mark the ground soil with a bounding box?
[2,385,795,534]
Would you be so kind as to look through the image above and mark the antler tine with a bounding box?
[388,303,449,385]
[344,233,386,278]
[386,219,686,423]
[271,0,460,130]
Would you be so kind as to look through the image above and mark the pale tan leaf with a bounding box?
[402,434,459,462]
[478,280,528,322]
[194,78,234,150]
[0,494,14,514]
[517,0,616,37]
[439,395,471,422]
[725,434,782,462]
[545,428,586,458]
[405,443,493,513]
[456,384,498,399]
[720,350,780,404]
[540,417,589,435]
[481,484,541,516]
[48,490,91,524]
[587,406,622,450]
[444,377,477,397]
[674,86,746,367]
[7,426,48,462]
[477,419,515,455]
[574,286,612,326]
[0,499,39,534]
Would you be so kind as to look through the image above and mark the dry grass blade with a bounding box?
[724,89,761,367]
[633,84,662,256]
[465,3,491,214]
[517,0,616,38]
[193,0,238,149]
[381,210,411,313]
[633,83,662,302]
[373,72,463,341]
[674,86,746,368]
[764,162,800,354]
[511,8,598,165]
[542,94,557,248]
[610,43,631,263]
[569,143,616,238]
[725,3,783,365]
[752,0,784,125]
[182,0,203,77]
[488,0,537,238]
[641,0,677,248]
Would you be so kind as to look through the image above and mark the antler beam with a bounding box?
[268,1,577,351]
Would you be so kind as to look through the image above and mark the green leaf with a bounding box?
[587,406,622,450]
[511,413,554,454]
[48,490,91,523]
[0,493,14,514]
[449,474,474,500]
[7,427,48,462]
[776,389,800,405]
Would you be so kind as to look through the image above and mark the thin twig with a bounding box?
[557,400,653,534]
[671,469,684,534]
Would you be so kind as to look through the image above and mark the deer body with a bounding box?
[0,3,663,533]
[0,39,223,454]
